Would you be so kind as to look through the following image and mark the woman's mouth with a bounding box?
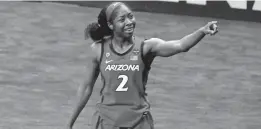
[125,27,134,33]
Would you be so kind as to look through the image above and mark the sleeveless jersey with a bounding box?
[96,37,151,127]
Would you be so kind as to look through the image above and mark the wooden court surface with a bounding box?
[0,2,261,129]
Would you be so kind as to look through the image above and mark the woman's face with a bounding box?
[110,4,136,38]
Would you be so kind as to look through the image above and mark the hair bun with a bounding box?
[85,22,102,41]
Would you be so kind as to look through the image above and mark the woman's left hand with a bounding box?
[200,21,219,36]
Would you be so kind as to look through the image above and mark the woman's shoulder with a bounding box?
[133,36,156,44]
[89,36,111,62]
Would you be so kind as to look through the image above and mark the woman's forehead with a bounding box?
[115,5,132,17]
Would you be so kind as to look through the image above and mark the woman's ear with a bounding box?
[107,22,113,30]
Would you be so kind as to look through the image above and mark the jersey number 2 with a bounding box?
[116,75,128,91]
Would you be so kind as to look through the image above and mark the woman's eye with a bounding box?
[119,18,125,22]
[128,14,133,19]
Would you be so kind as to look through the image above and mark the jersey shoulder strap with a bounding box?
[133,36,145,51]
[98,37,112,65]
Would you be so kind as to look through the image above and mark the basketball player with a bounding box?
[67,2,218,129]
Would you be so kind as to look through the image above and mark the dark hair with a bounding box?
[85,7,112,41]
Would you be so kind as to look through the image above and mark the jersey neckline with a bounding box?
[109,37,135,56]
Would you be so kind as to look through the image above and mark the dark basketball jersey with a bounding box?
[96,37,151,127]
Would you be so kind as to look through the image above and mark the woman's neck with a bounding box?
[112,35,133,48]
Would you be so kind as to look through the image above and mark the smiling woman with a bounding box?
[85,2,135,42]
[67,1,218,129]
[107,3,136,38]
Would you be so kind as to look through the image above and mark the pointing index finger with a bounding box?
[211,21,218,24]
